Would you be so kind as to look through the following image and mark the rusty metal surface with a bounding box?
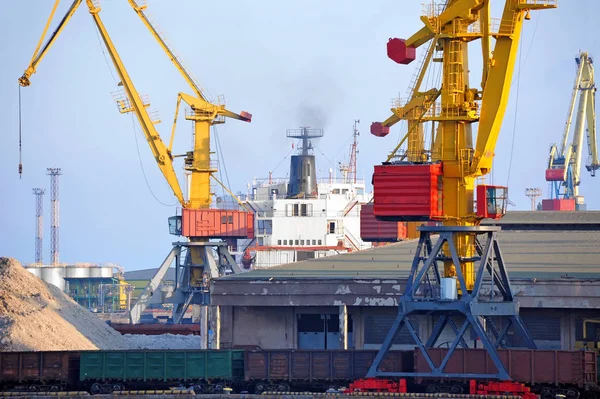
[415,348,598,387]
[0,352,73,384]
[244,350,412,382]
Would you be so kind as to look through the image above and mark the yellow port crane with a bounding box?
[545,51,599,210]
[365,0,557,382]
[20,0,253,328]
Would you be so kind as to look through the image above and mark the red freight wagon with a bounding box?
[415,348,597,388]
[245,350,412,392]
[0,352,79,390]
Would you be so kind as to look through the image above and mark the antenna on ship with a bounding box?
[339,120,360,184]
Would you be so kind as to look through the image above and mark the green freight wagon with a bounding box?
[79,350,244,393]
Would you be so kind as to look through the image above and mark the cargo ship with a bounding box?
[231,122,377,269]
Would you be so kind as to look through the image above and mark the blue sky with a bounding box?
[1,1,598,270]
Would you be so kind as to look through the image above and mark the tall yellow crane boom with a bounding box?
[19,0,77,87]
[125,0,251,210]
[19,0,251,210]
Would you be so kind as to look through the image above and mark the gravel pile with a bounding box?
[0,257,129,351]
[0,257,201,352]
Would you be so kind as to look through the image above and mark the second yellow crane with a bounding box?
[365,0,557,382]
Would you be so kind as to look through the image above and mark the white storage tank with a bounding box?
[41,266,66,291]
[25,267,42,278]
[65,266,91,279]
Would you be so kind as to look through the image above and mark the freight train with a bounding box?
[1,348,598,398]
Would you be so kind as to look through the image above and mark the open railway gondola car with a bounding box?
[78,350,244,394]
[414,349,599,399]
[244,349,413,393]
[0,348,598,397]
[0,352,80,392]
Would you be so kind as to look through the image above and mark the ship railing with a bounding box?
[251,210,364,218]
[316,177,365,185]
[249,177,366,189]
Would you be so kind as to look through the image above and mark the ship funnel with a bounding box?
[286,127,324,199]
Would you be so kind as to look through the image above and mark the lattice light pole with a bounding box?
[525,187,542,211]
[47,168,62,265]
[32,188,45,264]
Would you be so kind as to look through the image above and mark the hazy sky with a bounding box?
[1,1,599,271]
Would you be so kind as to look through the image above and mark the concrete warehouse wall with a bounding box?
[218,305,600,351]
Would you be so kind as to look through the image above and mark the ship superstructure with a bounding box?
[240,123,373,269]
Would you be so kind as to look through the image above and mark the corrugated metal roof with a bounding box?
[125,267,176,281]
[482,211,600,225]
[223,229,600,280]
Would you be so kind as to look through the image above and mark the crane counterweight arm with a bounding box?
[126,0,207,102]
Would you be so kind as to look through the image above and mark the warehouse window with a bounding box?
[283,240,287,245]
[318,239,322,245]
[297,313,354,349]
[312,239,316,245]
[295,240,299,245]
[300,239,305,245]
[277,240,282,245]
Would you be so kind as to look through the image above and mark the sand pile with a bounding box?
[0,257,129,351]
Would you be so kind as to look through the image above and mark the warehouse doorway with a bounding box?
[297,313,354,349]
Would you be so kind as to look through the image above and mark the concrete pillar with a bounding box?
[209,305,221,349]
[353,308,364,349]
[200,306,209,349]
[339,304,348,350]
[191,305,202,323]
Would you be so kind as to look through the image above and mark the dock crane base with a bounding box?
[129,240,241,330]
[365,226,536,381]
[168,241,241,324]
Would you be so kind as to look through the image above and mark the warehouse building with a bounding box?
[209,211,600,351]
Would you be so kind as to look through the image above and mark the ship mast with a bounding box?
[340,120,360,183]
